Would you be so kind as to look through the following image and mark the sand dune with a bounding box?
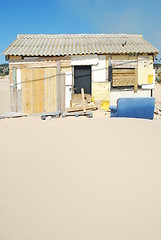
[0,117,161,240]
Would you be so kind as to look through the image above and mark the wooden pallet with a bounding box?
[41,111,62,120]
[0,112,28,119]
[62,111,93,118]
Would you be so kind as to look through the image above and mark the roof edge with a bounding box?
[17,33,143,38]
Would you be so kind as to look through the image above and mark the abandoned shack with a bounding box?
[2,34,159,114]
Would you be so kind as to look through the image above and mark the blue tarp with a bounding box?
[109,97,155,120]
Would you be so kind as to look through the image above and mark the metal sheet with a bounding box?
[3,34,159,57]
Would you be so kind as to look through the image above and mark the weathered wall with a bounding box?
[138,55,153,85]
[8,56,73,114]
[20,67,57,114]
[44,68,57,113]
[110,54,154,105]
[71,55,98,66]
[110,89,151,106]
[112,69,135,87]
[8,54,154,113]
[9,57,59,113]
[92,55,106,82]
[112,54,154,86]
[92,55,110,102]
[71,54,110,103]
[112,55,138,69]
[92,82,110,101]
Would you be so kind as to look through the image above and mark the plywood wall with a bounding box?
[61,66,72,73]
[92,55,106,82]
[21,69,33,114]
[32,68,45,113]
[9,54,154,113]
[44,68,57,112]
[91,55,110,102]
[112,69,135,87]
[9,57,71,114]
[21,67,57,114]
[112,55,138,69]
[112,54,154,86]
[92,82,110,101]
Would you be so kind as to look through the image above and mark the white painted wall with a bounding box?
[138,55,153,85]
[142,69,155,90]
[71,55,98,66]
[65,72,72,109]
[92,55,106,82]
[110,90,151,106]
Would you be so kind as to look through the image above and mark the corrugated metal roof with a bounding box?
[2,34,159,57]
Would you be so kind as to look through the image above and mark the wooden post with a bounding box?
[17,90,22,112]
[61,73,65,112]
[56,61,61,111]
[134,68,138,93]
[13,88,17,112]
[81,88,86,113]
[10,84,14,112]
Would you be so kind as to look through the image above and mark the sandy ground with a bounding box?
[154,82,161,110]
[0,76,11,114]
[0,116,161,240]
[0,79,161,240]
[154,82,161,101]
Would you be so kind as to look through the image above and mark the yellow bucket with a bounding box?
[148,75,153,84]
[100,100,110,111]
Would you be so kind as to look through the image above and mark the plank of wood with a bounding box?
[9,68,13,83]
[21,68,34,114]
[27,69,33,114]
[113,69,135,74]
[61,73,65,112]
[44,67,57,112]
[9,56,22,61]
[112,69,135,87]
[71,94,91,107]
[112,75,134,86]
[32,68,45,113]
[67,102,96,112]
[134,68,138,93]
[81,88,86,113]
[56,61,61,111]
[21,68,27,113]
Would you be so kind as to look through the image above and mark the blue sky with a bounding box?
[1,0,161,63]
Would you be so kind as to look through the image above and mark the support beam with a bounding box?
[56,61,61,111]
[134,68,138,93]
[61,73,65,112]
[81,88,86,113]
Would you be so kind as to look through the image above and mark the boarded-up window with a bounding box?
[112,68,135,87]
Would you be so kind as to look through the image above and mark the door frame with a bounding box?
[73,65,92,95]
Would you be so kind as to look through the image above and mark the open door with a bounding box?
[74,66,91,94]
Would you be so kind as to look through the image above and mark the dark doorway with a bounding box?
[74,66,91,94]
